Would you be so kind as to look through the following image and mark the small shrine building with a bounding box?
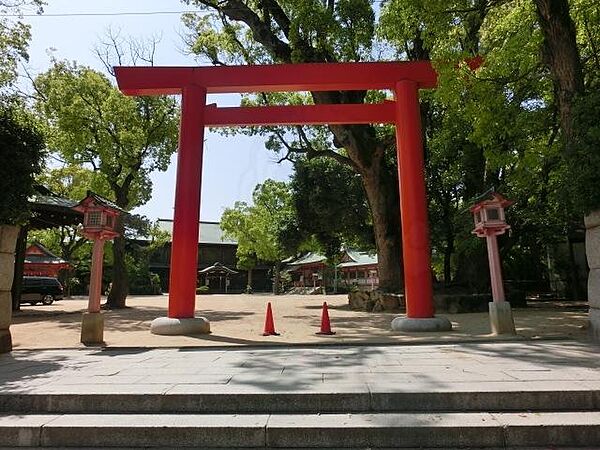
[23,243,71,278]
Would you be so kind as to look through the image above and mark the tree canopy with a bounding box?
[184,0,600,294]
[0,0,45,226]
[0,106,44,225]
[33,60,180,307]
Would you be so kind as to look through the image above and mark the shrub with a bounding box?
[196,285,210,294]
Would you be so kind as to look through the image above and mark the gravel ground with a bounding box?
[9,293,589,349]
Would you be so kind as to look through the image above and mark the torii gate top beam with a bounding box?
[114,61,441,96]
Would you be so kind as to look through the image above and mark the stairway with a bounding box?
[2,342,600,448]
[2,383,600,447]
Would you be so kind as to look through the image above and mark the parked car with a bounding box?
[20,276,64,306]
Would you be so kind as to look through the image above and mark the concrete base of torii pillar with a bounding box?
[391,316,452,332]
[150,317,210,335]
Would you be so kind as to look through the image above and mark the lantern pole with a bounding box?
[485,230,515,335]
[81,237,106,344]
[74,193,124,346]
[470,194,516,335]
[87,238,105,314]
[486,233,506,302]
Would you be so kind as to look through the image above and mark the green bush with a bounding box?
[196,285,210,294]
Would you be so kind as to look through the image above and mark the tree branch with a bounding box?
[258,0,290,38]
[197,0,292,62]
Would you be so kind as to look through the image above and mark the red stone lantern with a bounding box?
[471,192,512,238]
[470,191,516,335]
[76,193,121,241]
[73,191,124,344]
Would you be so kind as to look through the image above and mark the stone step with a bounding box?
[2,412,600,448]
[1,386,599,414]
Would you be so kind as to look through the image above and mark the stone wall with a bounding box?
[349,290,525,315]
[585,211,600,341]
[0,225,19,353]
[348,290,405,312]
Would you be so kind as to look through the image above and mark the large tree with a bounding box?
[378,0,599,292]
[186,0,598,293]
[34,62,179,308]
[182,0,405,292]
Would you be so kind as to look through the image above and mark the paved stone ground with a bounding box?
[1,340,599,395]
[2,297,597,449]
[9,294,589,349]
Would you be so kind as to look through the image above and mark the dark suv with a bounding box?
[20,276,64,305]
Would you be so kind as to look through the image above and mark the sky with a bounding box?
[20,0,293,222]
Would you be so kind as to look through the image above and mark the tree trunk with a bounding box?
[567,236,583,300]
[272,261,281,295]
[311,91,404,293]
[246,267,253,293]
[534,0,587,302]
[534,0,585,144]
[361,164,403,292]
[106,216,128,309]
[453,142,487,287]
[443,229,454,285]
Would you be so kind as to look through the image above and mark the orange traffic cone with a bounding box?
[316,302,336,335]
[262,302,280,336]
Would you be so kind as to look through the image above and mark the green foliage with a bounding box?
[196,285,210,294]
[34,61,179,210]
[0,1,43,92]
[0,1,45,225]
[287,157,374,259]
[0,105,44,225]
[186,0,599,292]
[33,58,180,307]
[221,179,294,265]
[125,252,162,295]
[36,164,110,201]
[564,91,600,214]
[124,218,168,295]
[380,0,599,289]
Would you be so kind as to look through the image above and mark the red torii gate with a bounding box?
[115,60,469,334]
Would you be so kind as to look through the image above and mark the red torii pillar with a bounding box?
[115,61,471,335]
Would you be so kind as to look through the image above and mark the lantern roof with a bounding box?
[73,191,126,215]
[469,189,513,212]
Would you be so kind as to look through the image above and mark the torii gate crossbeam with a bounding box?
[115,60,465,335]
